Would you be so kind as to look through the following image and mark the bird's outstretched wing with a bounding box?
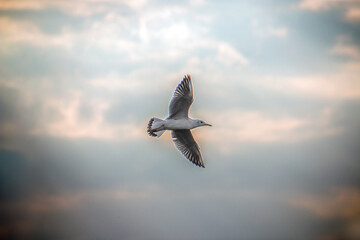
[171,130,205,168]
[168,75,193,119]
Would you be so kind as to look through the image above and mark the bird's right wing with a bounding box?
[168,75,193,119]
[171,130,205,168]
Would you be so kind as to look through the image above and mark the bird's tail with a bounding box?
[147,117,165,137]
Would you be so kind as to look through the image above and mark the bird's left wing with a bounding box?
[171,130,205,168]
[168,75,193,119]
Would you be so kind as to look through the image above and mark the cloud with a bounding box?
[260,73,360,99]
[346,7,360,21]
[290,187,360,240]
[29,92,145,141]
[331,36,360,59]
[299,0,360,23]
[329,36,360,78]
[0,75,148,144]
[0,187,155,214]
[89,72,148,92]
[216,42,249,66]
[0,17,74,49]
[195,108,340,153]
[290,188,360,219]
[0,3,247,67]
[344,61,360,72]
[299,0,334,11]
[0,0,147,16]
[189,0,206,7]
[332,43,360,59]
[267,26,288,38]
[0,0,44,10]
[0,186,158,239]
[299,0,360,11]
[251,20,289,39]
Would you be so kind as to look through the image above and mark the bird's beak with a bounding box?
[205,123,212,127]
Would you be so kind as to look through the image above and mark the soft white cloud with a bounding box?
[189,0,206,7]
[251,20,289,39]
[216,42,249,66]
[267,26,288,38]
[0,5,248,68]
[258,37,358,100]
[29,92,145,141]
[195,108,340,153]
[0,17,74,49]
[260,73,360,99]
[89,72,146,92]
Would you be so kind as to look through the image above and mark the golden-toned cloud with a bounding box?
[0,0,44,10]
[0,186,159,215]
[290,188,360,219]
[0,0,147,16]
[344,61,360,72]
[346,8,360,21]
[289,188,360,240]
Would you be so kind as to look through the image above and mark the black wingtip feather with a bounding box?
[174,74,192,98]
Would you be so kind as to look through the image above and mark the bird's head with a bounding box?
[194,119,212,128]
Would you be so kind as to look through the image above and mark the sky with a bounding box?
[1,0,360,239]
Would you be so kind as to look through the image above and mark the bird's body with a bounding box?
[147,75,211,168]
[155,118,202,130]
[164,118,193,130]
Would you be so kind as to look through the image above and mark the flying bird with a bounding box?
[147,75,211,168]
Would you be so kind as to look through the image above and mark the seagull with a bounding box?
[147,75,211,168]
